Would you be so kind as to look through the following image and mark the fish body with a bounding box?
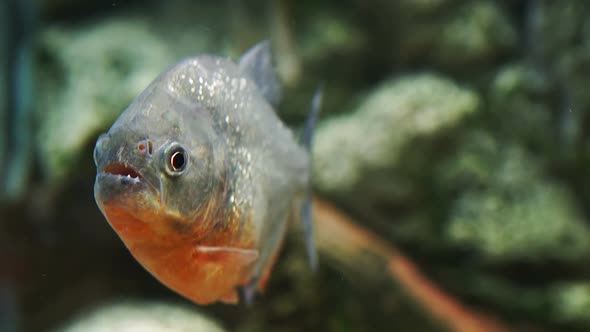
[93,42,316,304]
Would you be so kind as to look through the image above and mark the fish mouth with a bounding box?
[101,162,142,181]
[95,161,159,208]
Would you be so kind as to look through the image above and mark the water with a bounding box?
[3,0,590,331]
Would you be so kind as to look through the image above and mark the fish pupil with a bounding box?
[164,143,188,176]
[171,150,185,171]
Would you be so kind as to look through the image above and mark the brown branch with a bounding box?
[312,196,511,332]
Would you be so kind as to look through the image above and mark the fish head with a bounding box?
[93,84,226,243]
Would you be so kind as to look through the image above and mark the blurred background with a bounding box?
[2,0,590,331]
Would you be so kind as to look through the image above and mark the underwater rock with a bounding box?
[0,0,36,201]
[529,1,586,60]
[556,47,590,143]
[438,268,590,330]
[265,0,368,122]
[448,181,590,261]
[551,282,590,325]
[429,131,590,329]
[435,1,516,67]
[54,301,225,332]
[524,0,589,154]
[487,63,554,151]
[36,18,173,185]
[442,133,590,262]
[312,73,479,194]
[0,282,17,332]
[397,0,458,15]
[452,275,590,328]
[394,1,516,69]
[296,10,365,66]
[293,7,367,118]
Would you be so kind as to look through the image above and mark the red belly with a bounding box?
[102,204,258,304]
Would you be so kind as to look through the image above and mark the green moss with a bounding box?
[551,282,590,324]
[486,63,559,154]
[36,19,173,183]
[444,140,590,262]
[395,1,515,69]
[448,181,590,261]
[437,1,516,66]
[313,74,480,193]
[54,301,225,332]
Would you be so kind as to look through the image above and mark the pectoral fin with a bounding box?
[193,245,259,267]
[220,289,239,304]
[193,246,261,306]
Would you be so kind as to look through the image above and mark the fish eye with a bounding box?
[164,143,188,176]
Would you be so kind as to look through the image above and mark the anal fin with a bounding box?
[238,277,259,306]
[235,226,287,306]
[256,223,288,292]
[300,196,318,271]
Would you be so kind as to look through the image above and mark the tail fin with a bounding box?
[300,87,323,271]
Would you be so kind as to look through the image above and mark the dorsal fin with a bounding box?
[238,40,282,107]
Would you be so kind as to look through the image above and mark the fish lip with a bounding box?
[101,162,142,180]
[95,162,159,205]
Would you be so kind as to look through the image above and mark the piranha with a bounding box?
[93,41,319,305]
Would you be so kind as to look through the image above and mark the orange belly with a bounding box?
[102,204,258,304]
